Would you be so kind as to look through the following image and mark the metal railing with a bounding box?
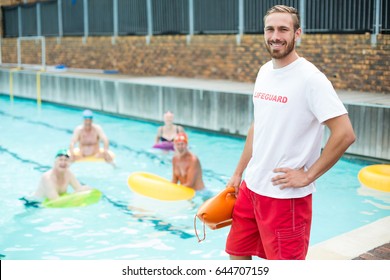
[2,0,389,38]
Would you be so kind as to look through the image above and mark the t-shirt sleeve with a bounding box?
[306,72,348,123]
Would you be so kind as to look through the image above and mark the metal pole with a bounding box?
[238,0,244,35]
[299,0,305,33]
[58,0,63,37]
[15,36,45,69]
[18,6,22,37]
[41,36,46,70]
[374,0,381,34]
[84,0,89,39]
[113,0,118,37]
[371,0,381,46]
[297,0,305,46]
[189,0,194,35]
[237,0,244,45]
[37,71,42,108]
[187,0,194,44]
[37,2,41,36]
[146,0,153,44]
[10,69,14,103]
[17,37,21,67]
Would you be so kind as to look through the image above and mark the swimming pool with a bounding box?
[1,95,389,260]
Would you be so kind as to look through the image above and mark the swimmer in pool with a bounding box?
[32,149,90,200]
[69,109,113,163]
[172,132,205,191]
[155,111,185,145]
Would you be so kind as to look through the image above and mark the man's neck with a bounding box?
[83,126,93,132]
[272,51,299,69]
[53,168,65,178]
[177,150,190,158]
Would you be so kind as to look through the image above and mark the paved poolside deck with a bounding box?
[353,242,390,260]
[3,63,390,106]
[307,216,390,260]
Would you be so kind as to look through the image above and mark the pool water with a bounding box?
[1,96,389,260]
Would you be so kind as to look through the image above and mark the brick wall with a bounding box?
[0,0,22,5]
[300,34,390,94]
[0,0,48,5]
[2,33,389,93]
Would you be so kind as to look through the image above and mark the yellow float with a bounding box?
[358,164,390,192]
[42,189,102,208]
[127,172,196,201]
[71,148,115,163]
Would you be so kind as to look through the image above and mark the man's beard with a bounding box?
[265,36,296,59]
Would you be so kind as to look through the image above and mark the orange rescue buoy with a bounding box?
[194,186,236,242]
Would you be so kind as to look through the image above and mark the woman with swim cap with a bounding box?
[154,111,185,150]
[172,133,205,191]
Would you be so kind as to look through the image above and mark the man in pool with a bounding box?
[69,109,113,163]
[33,149,90,200]
[172,132,205,191]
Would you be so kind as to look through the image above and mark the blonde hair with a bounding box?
[164,111,174,118]
[264,5,300,31]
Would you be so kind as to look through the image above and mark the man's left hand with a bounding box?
[272,167,311,189]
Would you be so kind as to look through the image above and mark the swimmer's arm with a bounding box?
[45,188,60,200]
[40,176,60,200]
[182,159,199,188]
[227,123,254,193]
[69,127,81,155]
[177,125,185,133]
[32,177,45,199]
[69,172,91,192]
[171,158,179,184]
[155,126,163,144]
[95,125,110,152]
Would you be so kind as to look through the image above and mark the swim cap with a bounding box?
[83,109,93,119]
[163,111,174,122]
[174,132,188,144]
[55,148,70,158]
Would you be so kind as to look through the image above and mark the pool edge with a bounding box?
[307,216,390,260]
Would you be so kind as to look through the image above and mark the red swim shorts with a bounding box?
[225,181,312,260]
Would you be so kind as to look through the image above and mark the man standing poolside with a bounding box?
[225,5,356,260]
[172,132,205,191]
[69,109,113,163]
[33,149,90,200]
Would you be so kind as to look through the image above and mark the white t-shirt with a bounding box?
[245,57,347,199]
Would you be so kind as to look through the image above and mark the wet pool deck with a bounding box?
[307,216,390,260]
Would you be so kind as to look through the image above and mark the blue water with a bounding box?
[0,95,389,260]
